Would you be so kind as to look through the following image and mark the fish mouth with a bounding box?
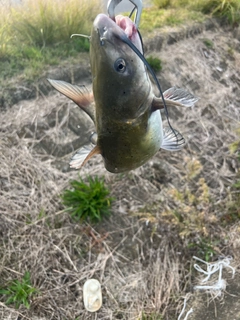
[114,15,138,40]
[93,13,138,47]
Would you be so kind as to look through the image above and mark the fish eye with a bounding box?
[114,58,126,73]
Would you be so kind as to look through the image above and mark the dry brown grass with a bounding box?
[0,94,188,320]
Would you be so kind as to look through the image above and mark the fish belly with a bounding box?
[143,110,163,153]
[99,111,163,173]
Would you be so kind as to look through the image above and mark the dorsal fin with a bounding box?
[48,79,95,123]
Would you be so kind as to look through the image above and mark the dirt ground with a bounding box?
[0,17,240,320]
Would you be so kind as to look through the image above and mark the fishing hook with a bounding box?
[107,0,143,27]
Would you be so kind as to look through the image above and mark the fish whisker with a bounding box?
[97,28,107,46]
[71,34,91,40]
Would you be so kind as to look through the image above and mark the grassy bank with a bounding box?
[0,0,239,82]
[141,0,240,31]
[0,0,101,80]
[151,0,240,24]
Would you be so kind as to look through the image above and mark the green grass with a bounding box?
[140,7,205,32]
[146,56,162,72]
[61,176,114,223]
[0,39,90,81]
[188,237,219,262]
[151,0,240,25]
[194,0,240,24]
[202,38,214,48]
[0,0,100,80]
[0,271,38,309]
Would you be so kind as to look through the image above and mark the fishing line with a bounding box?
[129,6,136,19]
[128,7,145,54]
[117,32,177,139]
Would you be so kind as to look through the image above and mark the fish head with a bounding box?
[90,13,152,121]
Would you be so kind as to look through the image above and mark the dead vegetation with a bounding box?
[0,19,240,320]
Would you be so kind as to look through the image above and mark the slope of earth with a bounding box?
[0,18,240,320]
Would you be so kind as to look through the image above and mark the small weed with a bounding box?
[188,237,218,261]
[61,176,114,223]
[229,140,240,154]
[146,56,162,72]
[25,213,32,224]
[222,173,240,224]
[227,46,235,56]
[186,157,203,180]
[37,208,46,220]
[221,137,240,225]
[167,177,214,237]
[222,205,240,224]
[0,271,38,309]
[202,38,214,48]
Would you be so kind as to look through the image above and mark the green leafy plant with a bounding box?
[202,38,214,48]
[146,56,162,72]
[61,176,114,223]
[188,237,218,262]
[0,271,38,309]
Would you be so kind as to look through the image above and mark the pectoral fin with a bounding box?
[161,127,185,151]
[48,79,95,123]
[70,144,101,169]
[152,87,199,111]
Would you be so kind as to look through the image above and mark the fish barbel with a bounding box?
[48,14,198,173]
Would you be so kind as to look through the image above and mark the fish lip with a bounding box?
[93,13,136,44]
[92,13,143,58]
[93,13,122,30]
[93,13,114,28]
[93,14,120,39]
